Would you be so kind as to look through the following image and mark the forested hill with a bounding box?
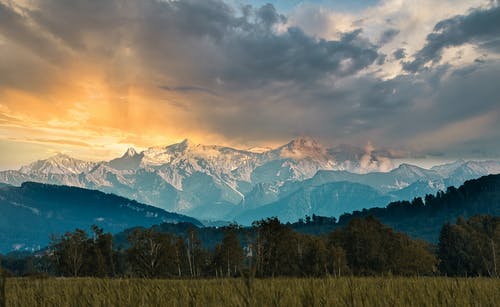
[0,182,202,252]
[113,174,500,249]
[333,174,500,242]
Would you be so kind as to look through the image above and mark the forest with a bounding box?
[0,176,499,306]
[1,214,499,279]
[2,174,500,279]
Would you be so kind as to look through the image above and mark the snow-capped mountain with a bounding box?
[432,160,500,187]
[19,153,96,175]
[108,147,143,170]
[1,137,499,222]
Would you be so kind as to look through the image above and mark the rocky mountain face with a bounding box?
[1,137,499,222]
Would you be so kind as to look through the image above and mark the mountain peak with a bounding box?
[49,153,72,160]
[285,137,324,151]
[123,147,138,158]
[108,147,142,170]
[273,136,327,160]
[391,163,430,178]
[166,138,196,152]
[285,137,323,150]
[180,138,194,147]
[19,153,95,175]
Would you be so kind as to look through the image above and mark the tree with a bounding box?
[126,228,176,278]
[185,226,206,277]
[50,229,89,277]
[88,225,115,277]
[174,236,188,277]
[213,225,244,277]
[252,217,300,277]
[330,216,436,275]
[299,235,328,276]
[438,215,500,277]
[326,244,349,276]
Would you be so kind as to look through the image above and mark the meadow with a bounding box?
[2,277,499,307]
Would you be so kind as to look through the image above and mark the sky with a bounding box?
[0,0,499,169]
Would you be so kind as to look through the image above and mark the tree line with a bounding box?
[1,215,498,278]
[336,174,500,242]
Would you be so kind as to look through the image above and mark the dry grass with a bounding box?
[4,277,500,307]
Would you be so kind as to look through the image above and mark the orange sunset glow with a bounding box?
[1,0,500,170]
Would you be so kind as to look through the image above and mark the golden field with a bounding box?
[3,277,499,307]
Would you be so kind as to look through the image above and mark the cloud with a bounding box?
[159,85,219,96]
[393,48,406,59]
[0,1,66,63]
[378,28,399,45]
[11,138,92,147]
[404,3,500,72]
[0,0,499,165]
[0,0,382,87]
[220,27,379,84]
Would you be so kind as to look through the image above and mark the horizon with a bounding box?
[1,134,496,171]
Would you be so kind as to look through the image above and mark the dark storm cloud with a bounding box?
[0,2,71,94]
[1,0,500,157]
[393,48,406,59]
[219,27,379,85]
[376,54,387,65]
[404,3,500,72]
[196,58,500,155]
[15,0,380,88]
[378,28,399,45]
[255,3,286,28]
[0,1,66,63]
[374,62,500,153]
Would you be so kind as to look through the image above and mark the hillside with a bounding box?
[0,182,201,252]
[234,181,391,224]
[114,174,500,248]
[335,174,500,242]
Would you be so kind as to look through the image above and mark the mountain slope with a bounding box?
[234,181,391,224]
[19,153,96,175]
[0,138,397,220]
[0,138,498,221]
[337,174,500,242]
[113,174,500,252]
[0,182,201,252]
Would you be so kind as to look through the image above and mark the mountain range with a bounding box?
[1,137,499,222]
[0,182,201,252]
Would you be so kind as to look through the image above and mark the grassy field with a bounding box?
[3,277,500,306]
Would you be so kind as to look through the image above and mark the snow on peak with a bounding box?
[123,147,138,158]
[431,159,500,177]
[431,159,467,176]
[277,137,326,159]
[392,163,428,177]
[247,146,272,153]
[164,139,196,153]
[19,153,96,175]
[287,137,322,150]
